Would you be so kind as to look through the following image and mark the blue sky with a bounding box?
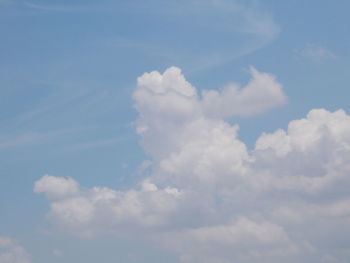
[1,0,350,262]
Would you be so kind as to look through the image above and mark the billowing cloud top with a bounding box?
[35,67,350,263]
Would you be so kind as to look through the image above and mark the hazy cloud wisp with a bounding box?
[0,237,31,263]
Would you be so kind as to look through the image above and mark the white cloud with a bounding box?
[35,175,182,237]
[202,67,287,118]
[35,67,350,263]
[0,237,31,263]
[34,175,79,199]
[164,217,291,249]
[160,218,301,263]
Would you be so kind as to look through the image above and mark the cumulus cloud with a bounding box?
[34,175,182,237]
[34,175,79,199]
[202,67,287,117]
[0,237,31,263]
[35,67,350,263]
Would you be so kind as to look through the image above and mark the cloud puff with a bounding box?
[0,237,31,263]
[34,175,80,199]
[35,67,350,263]
[34,175,182,237]
[202,67,287,118]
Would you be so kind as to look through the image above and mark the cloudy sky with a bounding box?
[1,0,350,262]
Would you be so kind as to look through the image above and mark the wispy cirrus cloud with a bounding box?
[0,0,13,5]
[295,43,337,63]
[22,1,101,13]
[0,82,123,154]
[110,0,280,71]
[63,137,127,152]
[0,128,77,150]
[6,0,280,71]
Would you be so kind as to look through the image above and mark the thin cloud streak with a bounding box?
[63,137,128,152]
[295,43,337,63]
[0,128,78,150]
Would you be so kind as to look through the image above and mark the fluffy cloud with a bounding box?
[202,67,287,118]
[34,175,79,199]
[34,176,182,237]
[0,237,31,263]
[35,67,350,263]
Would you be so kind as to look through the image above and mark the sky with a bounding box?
[1,0,350,262]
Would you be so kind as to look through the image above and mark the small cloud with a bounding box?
[121,162,129,169]
[52,249,63,257]
[295,43,336,63]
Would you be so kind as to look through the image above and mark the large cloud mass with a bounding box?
[35,67,350,263]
